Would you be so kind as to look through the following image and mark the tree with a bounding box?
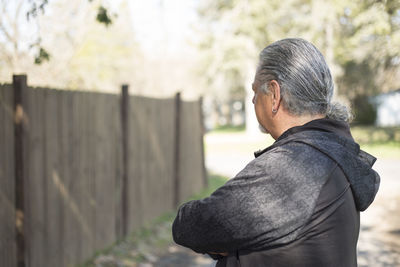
[0,0,140,92]
[66,0,141,92]
[196,0,400,126]
[0,0,115,69]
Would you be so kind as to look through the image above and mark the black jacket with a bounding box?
[172,119,380,267]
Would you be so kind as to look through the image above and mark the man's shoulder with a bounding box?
[256,139,333,166]
[231,141,337,185]
[255,130,357,159]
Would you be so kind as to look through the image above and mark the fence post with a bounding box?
[120,84,129,238]
[199,97,208,188]
[13,74,27,267]
[173,92,181,208]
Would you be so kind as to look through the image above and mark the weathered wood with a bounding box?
[60,90,73,265]
[45,89,63,266]
[121,85,129,237]
[199,97,208,187]
[104,94,117,245]
[42,88,50,267]
[25,87,46,267]
[13,75,28,267]
[179,100,206,201]
[0,83,16,267]
[93,93,116,249]
[88,91,96,258]
[126,96,143,233]
[113,92,123,240]
[74,91,84,263]
[173,92,181,207]
[81,91,94,260]
[62,90,75,265]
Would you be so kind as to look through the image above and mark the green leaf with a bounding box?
[96,6,113,26]
[34,47,51,65]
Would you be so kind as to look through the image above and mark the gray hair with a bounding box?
[257,38,352,122]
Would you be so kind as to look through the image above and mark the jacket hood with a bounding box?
[255,119,380,212]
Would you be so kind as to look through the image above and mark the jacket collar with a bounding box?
[254,118,353,158]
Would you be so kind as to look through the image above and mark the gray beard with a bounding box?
[258,124,269,134]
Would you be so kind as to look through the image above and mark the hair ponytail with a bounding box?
[326,101,353,122]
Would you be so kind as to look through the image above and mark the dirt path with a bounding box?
[357,159,400,266]
[154,245,214,267]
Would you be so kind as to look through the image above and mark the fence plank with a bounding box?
[94,93,117,249]
[13,75,28,267]
[80,92,94,261]
[173,93,181,208]
[127,96,143,232]
[44,89,63,266]
[179,100,205,202]
[0,84,16,267]
[60,90,74,265]
[113,92,123,240]
[88,92,97,253]
[102,94,116,246]
[25,87,46,267]
[121,85,129,237]
[73,91,84,263]
[199,97,207,187]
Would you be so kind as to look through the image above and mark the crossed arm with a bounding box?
[172,151,320,257]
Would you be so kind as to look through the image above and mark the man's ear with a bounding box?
[269,80,281,111]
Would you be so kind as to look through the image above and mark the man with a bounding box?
[172,38,380,267]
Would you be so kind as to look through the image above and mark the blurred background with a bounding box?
[1,0,400,266]
[2,0,400,127]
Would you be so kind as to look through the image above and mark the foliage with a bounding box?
[26,0,48,21]
[352,95,377,125]
[196,0,400,123]
[34,47,50,64]
[213,124,246,133]
[1,0,116,65]
[67,1,139,92]
[0,0,139,93]
[351,125,400,144]
[183,173,228,202]
[95,6,113,26]
[352,125,400,159]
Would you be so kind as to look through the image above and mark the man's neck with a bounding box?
[271,112,325,140]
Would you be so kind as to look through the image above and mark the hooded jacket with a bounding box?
[172,119,380,267]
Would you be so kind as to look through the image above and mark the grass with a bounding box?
[351,126,400,144]
[360,142,400,160]
[206,125,400,160]
[184,173,229,202]
[78,173,228,267]
[351,126,400,159]
[212,124,246,133]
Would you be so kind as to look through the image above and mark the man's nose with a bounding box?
[252,95,256,104]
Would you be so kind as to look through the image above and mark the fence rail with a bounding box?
[0,75,206,267]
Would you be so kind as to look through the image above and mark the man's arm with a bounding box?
[172,146,329,254]
[172,158,284,254]
[172,180,242,254]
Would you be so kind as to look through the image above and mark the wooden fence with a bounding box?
[0,75,206,267]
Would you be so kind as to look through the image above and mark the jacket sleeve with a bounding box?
[172,178,244,254]
[172,145,333,254]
